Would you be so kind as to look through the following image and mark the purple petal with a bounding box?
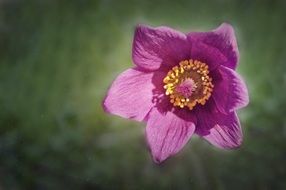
[146,108,195,163]
[188,23,239,70]
[103,68,159,121]
[196,110,242,149]
[212,65,249,114]
[132,25,191,71]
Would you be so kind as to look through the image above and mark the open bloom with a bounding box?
[103,23,249,163]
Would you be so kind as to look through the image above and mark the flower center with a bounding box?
[163,59,214,110]
[175,78,197,97]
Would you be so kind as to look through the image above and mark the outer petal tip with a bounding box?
[132,25,161,71]
[188,22,239,70]
[102,94,115,115]
[217,22,234,31]
[102,96,109,113]
[215,22,239,68]
[211,123,243,149]
[196,111,243,150]
[151,151,167,164]
[132,24,190,71]
[213,66,249,114]
[145,109,196,164]
[103,68,155,121]
[229,76,249,112]
[215,22,236,39]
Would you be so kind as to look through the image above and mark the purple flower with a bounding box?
[103,23,249,163]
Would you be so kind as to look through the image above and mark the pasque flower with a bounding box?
[103,23,249,163]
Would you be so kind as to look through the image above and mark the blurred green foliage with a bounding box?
[0,0,286,189]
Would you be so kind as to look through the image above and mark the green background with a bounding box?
[1,0,285,189]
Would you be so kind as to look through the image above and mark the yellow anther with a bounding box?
[163,59,214,110]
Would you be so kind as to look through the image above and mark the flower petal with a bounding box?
[212,65,249,114]
[146,108,195,163]
[103,68,158,121]
[196,110,242,149]
[188,23,239,70]
[132,25,191,71]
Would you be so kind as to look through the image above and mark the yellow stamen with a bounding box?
[163,59,214,110]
